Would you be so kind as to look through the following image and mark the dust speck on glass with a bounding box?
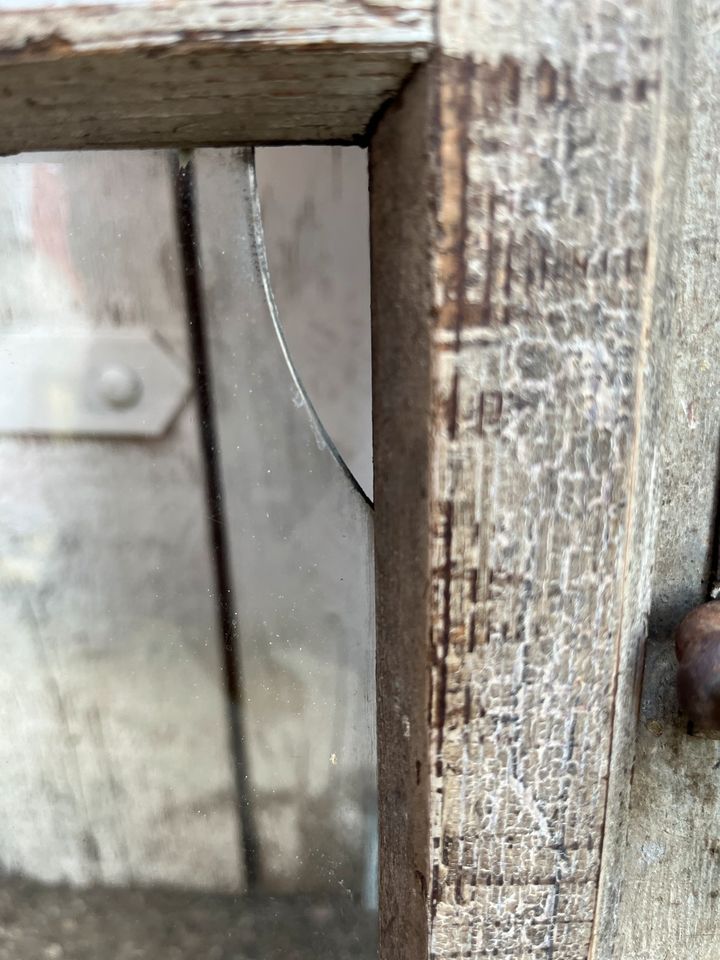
[0,147,376,958]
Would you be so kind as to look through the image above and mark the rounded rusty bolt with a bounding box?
[675,601,720,732]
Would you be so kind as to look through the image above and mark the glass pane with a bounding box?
[0,149,376,958]
[255,146,373,499]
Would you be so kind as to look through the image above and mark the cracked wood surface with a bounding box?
[0,0,431,151]
[372,2,688,958]
[1,0,712,955]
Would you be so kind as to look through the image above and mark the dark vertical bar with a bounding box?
[172,153,260,889]
[707,429,720,601]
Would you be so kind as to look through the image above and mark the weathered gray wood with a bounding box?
[0,2,712,954]
[0,1,431,152]
[599,3,720,957]
[0,151,243,890]
[192,149,377,896]
[371,2,689,957]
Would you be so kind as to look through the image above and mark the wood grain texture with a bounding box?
[370,64,434,960]
[0,151,243,891]
[372,2,689,957]
[0,0,431,151]
[602,3,720,957]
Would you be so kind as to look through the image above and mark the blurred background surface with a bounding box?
[0,146,374,959]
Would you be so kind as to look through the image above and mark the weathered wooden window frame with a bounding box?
[1,3,710,959]
[0,7,438,958]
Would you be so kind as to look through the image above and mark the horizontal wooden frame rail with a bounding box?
[0,0,432,151]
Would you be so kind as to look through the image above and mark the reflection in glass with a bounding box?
[0,150,376,958]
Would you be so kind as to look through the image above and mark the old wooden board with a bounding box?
[190,149,377,897]
[0,151,244,891]
[371,1,689,958]
[370,65,433,960]
[602,2,720,957]
[0,1,431,152]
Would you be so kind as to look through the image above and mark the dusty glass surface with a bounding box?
[0,149,376,958]
[255,146,373,498]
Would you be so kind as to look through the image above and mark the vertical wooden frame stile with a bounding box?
[0,1,701,958]
[371,2,690,959]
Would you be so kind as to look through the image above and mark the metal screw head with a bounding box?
[96,363,143,410]
[675,601,720,733]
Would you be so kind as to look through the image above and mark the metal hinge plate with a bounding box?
[0,330,190,438]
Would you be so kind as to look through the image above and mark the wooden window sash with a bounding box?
[0,2,714,959]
